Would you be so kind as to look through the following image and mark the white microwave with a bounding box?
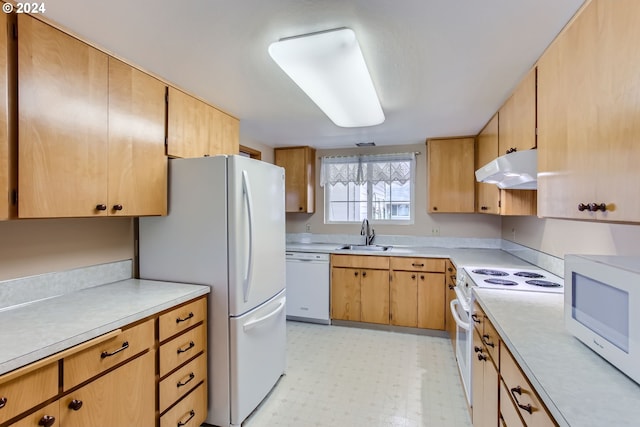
[565,254,640,384]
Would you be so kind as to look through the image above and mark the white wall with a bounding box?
[285,143,502,238]
[502,216,640,258]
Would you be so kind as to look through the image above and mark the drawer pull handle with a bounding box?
[482,334,495,348]
[177,410,196,427]
[0,396,6,408]
[38,415,56,427]
[412,263,424,267]
[176,312,194,323]
[100,341,129,359]
[471,314,481,324]
[177,341,195,354]
[68,399,83,411]
[510,386,533,414]
[177,372,195,388]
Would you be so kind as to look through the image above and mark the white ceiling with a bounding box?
[42,0,584,149]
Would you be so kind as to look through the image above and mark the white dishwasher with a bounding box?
[285,251,330,324]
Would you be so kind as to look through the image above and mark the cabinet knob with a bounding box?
[112,204,123,211]
[432,206,438,211]
[0,397,7,408]
[448,284,455,290]
[298,206,303,211]
[354,271,358,276]
[477,353,487,361]
[480,206,489,211]
[95,204,107,211]
[411,274,416,280]
[589,203,607,212]
[420,275,424,280]
[506,147,517,154]
[474,346,482,353]
[38,415,56,427]
[68,399,83,411]
[362,271,367,277]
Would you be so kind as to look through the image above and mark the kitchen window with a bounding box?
[321,152,416,224]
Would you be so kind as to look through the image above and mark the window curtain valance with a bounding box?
[320,152,416,187]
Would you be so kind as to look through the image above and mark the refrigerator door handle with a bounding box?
[241,170,255,303]
[242,300,286,332]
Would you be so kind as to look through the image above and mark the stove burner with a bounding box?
[525,280,562,288]
[514,271,545,278]
[472,269,508,276]
[484,278,518,286]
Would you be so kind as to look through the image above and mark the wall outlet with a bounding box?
[305,223,311,232]
[431,227,440,236]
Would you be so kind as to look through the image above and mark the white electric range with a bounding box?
[450,265,563,408]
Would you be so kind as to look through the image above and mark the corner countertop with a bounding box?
[0,279,210,376]
[474,288,640,427]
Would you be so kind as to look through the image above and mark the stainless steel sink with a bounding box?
[338,244,392,252]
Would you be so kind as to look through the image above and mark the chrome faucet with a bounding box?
[360,219,375,245]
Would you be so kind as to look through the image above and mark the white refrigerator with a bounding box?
[139,155,286,427]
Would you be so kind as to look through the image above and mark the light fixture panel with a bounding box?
[269,28,385,128]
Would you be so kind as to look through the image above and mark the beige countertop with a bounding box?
[0,279,210,376]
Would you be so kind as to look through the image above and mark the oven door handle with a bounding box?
[450,299,470,330]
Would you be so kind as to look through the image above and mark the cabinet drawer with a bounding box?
[63,319,154,390]
[499,379,525,427]
[160,382,207,427]
[159,354,207,413]
[9,401,59,427]
[331,254,389,270]
[160,324,206,377]
[471,301,485,334]
[0,363,58,424]
[390,257,445,272]
[500,346,555,426]
[482,317,499,364]
[159,297,207,342]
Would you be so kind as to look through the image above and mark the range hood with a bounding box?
[475,149,537,190]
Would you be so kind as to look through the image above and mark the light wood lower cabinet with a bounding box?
[331,255,446,330]
[472,301,556,427]
[1,295,208,427]
[60,351,155,427]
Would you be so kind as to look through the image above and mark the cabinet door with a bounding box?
[390,271,417,327]
[417,272,445,330]
[498,68,536,155]
[220,112,239,155]
[274,146,315,213]
[427,138,475,213]
[476,114,500,214]
[166,87,210,158]
[0,10,15,220]
[360,268,389,325]
[108,58,167,216]
[330,267,361,321]
[18,14,109,218]
[61,351,155,427]
[538,0,640,222]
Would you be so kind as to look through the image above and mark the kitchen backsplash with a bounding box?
[0,260,132,310]
[287,233,564,277]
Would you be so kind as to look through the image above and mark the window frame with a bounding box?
[322,153,416,225]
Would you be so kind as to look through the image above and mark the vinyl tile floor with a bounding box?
[243,321,472,427]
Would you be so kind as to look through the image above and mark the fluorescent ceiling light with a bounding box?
[268,28,385,128]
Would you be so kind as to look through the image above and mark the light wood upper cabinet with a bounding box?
[538,0,640,222]
[0,9,15,221]
[108,58,167,216]
[476,113,537,216]
[274,146,316,213]
[498,68,537,155]
[427,138,475,213]
[18,14,109,218]
[476,114,501,214]
[17,15,167,218]
[167,87,239,159]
